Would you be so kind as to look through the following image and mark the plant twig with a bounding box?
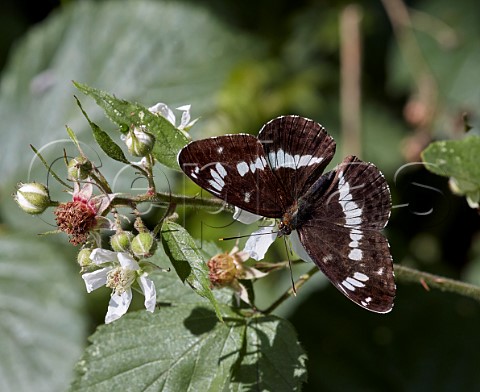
[110,191,231,212]
[262,263,480,315]
[261,266,319,314]
[394,264,480,302]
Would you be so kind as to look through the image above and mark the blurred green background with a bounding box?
[1,0,480,391]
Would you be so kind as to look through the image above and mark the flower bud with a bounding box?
[14,182,51,215]
[125,127,155,157]
[77,248,92,267]
[110,231,134,252]
[131,232,157,258]
[67,156,93,180]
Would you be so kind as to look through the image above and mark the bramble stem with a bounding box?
[394,264,480,302]
[261,266,319,315]
[262,263,480,314]
[110,191,231,211]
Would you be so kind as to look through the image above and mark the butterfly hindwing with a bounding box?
[258,115,336,200]
[178,134,290,217]
[303,156,391,230]
[298,224,395,313]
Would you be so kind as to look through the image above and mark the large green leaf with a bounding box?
[229,316,308,391]
[74,96,129,164]
[421,135,480,206]
[0,234,86,392]
[70,304,307,391]
[0,0,263,232]
[421,135,480,182]
[70,305,243,391]
[161,220,223,320]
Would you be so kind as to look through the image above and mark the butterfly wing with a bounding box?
[297,156,395,313]
[298,225,394,313]
[258,115,336,200]
[178,134,291,217]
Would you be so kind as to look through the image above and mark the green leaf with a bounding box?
[161,220,223,321]
[0,0,264,232]
[229,316,308,391]
[0,233,86,392]
[74,96,129,164]
[70,305,243,391]
[74,82,189,169]
[70,304,307,391]
[421,135,480,195]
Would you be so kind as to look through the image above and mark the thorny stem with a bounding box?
[393,264,480,302]
[262,263,480,315]
[110,191,232,212]
[261,266,319,315]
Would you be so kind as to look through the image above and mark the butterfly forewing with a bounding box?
[258,115,336,200]
[178,134,290,217]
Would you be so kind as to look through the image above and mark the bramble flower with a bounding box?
[82,248,156,324]
[233,207,313,263]
[14,182,51,215]
[207,245,267,304]
[149,102,198,132]
[54,183,113,245]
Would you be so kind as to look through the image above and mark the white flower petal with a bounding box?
[74,182,93,201]
[117,252,140,270]
[177,105,191,130]
[290,230,313,263]
[233,207,263,224]
[82,267,112,293]
[90,248,117,265]
[241,266,268,280]
[236,282,251,305]
[105,290,132,324]
[176,104,191,111]
[138,274,156,312]
[243,225,277,261]
[149,102,176,125]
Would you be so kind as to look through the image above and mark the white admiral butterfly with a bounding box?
[178,115,395,313]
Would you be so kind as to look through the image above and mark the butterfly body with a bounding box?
[179,115,395,313]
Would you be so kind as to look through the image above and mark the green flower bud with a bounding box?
[67,156,93,180]
[125,127,155,157]
[110,231,134,252]
[131,232,157,258]
[77,248,92,267]
[14,182,51,215]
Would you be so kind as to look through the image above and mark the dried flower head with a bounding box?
[54,183,112,245]
[207,245,267,304]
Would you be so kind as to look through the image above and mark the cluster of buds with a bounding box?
[109,230,157,260]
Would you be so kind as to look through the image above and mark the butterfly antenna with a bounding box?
[220,229,278,242]
[283,236,297,296]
